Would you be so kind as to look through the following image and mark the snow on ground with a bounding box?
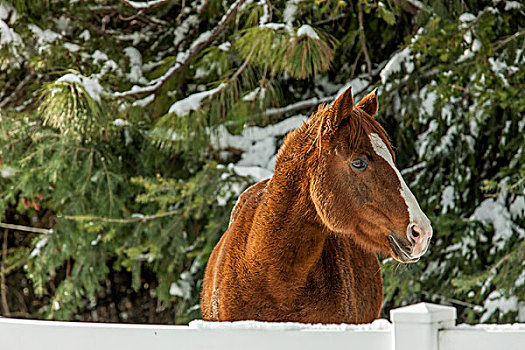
[189,318,391,331]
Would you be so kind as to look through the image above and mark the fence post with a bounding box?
[390,302,456,350]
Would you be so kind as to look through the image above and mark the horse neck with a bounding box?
[245,165,328,280]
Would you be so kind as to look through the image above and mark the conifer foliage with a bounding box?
[0,0,523,324]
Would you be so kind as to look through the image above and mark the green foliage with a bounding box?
[0,0,523,325]
[39,74,111,142]
[380,1,525,323]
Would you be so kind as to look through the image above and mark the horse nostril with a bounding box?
[411,227,420,238]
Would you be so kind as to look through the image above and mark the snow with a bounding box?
[416,120,438,158]
[211,115,307,181]
[297,24,320,40]
[117,0,252,98]
[189,318,391,331]
[243,87,265,102]
[189,30,212,51]
[92,50,108,64]
[455,322,525,330]
[259,0,269,25]
[333,78,369,102]
[504,1,522,11]
[458,39,482,62]
[509,196,524,220]
[90,234,102,246]
[29,236,49,258]
[231,165,273,182]
[470,195,514,251]
[262,23,287,30]
[173,14,198,47]
[64,42,80,52]
[124,0,169,9]
[440,186,455,214]
[419,85,437,117]
[379,47,414,84]
[218,41,231,51]
[169,271,195,300]
[434,124,457,154]
[57,73,104,103]
[79,29,90,41]
[283,0,298,27]
[1,166,15,178]
[515,269,525,288]
[168,83,225,116]
[124,47,147,83]
[132,94,155,107]
[406,0,424,8]
[0,3,17,24]
[54,15,70,36]
[459,13,476,23]
[0,19,21,47]
[112,118,127,126]
[481,290,519,323]
[28,24,61,44]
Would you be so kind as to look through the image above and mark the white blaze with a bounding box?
[369,133,432,256]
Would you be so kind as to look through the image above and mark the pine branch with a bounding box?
[115,0,247,98]
[358,1,372,80]
[0,223,53,234]
[264,79,373,117]
[63,210,180,223]
[493,30,525,51]
[1,229,10,316]
[393,0,420,15]
[119,0,172,10]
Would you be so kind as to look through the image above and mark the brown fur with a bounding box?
[201,87,414,324]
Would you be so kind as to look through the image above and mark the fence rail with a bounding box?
[1,303,524,350]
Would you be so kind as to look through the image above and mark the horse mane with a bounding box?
[276,103,394,168]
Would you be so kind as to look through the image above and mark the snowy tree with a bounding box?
[0,0,523,324]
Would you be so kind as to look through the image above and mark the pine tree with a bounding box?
[0,0,523,324]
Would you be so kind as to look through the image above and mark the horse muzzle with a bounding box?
[406,220,432,258]
[388,220,432,263]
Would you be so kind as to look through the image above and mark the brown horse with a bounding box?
[201,86,432,324]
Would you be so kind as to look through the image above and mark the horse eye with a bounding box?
[350,157,368,171]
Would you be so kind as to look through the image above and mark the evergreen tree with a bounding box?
[0,0,523,324]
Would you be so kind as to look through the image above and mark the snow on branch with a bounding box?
[119,0,172,10]
[115,0,247,98]
[264,77,371,117]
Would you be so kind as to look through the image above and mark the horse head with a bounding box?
[277,86,432,263]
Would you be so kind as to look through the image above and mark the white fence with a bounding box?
[1,303,524,350]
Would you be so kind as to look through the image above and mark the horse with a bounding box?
[201,86,433,324]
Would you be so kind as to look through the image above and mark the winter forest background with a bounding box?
[0,0,523,325]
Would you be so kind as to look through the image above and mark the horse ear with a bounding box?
[356,88,379,118]
[332,86,354,126]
